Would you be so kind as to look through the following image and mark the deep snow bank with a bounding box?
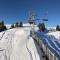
[0,28,40,60]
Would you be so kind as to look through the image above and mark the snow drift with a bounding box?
[0,28,40,60]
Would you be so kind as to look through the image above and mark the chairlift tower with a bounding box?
[28,10,48,31]
[28,10,37,31]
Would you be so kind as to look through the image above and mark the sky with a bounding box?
[0,0,60,27]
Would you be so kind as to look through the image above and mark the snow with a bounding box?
[27,37,40,60]
[45,30,60,52]
[23,23,30,27]
[0,28,40,60]
[47,26,56,30]
[47,31,60,40]
[5,24,11,29]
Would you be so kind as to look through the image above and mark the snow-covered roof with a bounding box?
[35,31,60,59]
[47,31,60,40]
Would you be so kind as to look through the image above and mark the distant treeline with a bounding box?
[0,21,60,32]
[10,22,23,29]
[0,21,23,32]
[38,23,60,32]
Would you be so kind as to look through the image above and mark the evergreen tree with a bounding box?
[0,21,7,32]
[19,22,23,27]
[1,21,4,26]
[38,23,46,31]
[15,22,18,27]
[0,21,4,27]
[56,25,60,31]
[11,24,14,28]
[3,26,7,30]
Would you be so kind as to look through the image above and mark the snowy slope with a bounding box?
[0,28,40,60]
